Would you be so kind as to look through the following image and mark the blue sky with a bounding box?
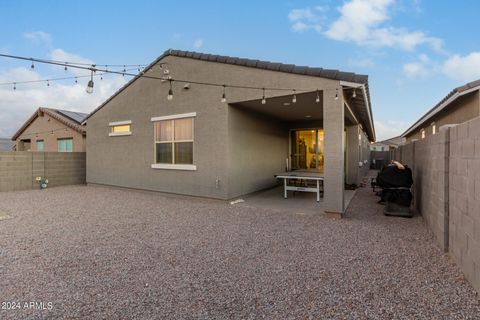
[1,0,480,140]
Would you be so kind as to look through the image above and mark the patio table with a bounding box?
[274,172,324,202]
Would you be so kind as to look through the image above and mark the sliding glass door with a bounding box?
[290,129,324,172]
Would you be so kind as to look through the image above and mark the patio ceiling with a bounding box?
[232,91,324,122]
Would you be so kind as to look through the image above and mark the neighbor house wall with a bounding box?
[0,152,86,192]
[87,55,341,200]
[406,91,480,143]
[393,116,480,293]
[15,114,86,152]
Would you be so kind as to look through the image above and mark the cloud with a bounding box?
[49,48,94,76]
[23,31,52,46]
[441,52,480,82]
[374,119,409,141]
[288,1,442,52]
[403,62,428,78]
[0,50,128,138]
[193,39,204,49]
[288,7,327,33]
[348,57,375,68]
[402,53,432,78]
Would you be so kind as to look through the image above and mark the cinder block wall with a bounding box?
[448,118,480,292]
[0,152,86,191]
[392,117,480,293]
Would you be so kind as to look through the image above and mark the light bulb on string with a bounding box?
[221,85,227,103]
[30,59,34,70]
[46,80,50,87]
[64,63,68,71]
[335,88,339,100]
[292,90,297,103]
[13,82,16,91]
[167,79,174,101]
[261,88,266,105]
[122,65,126,77]
[352,88,356,98]
[86,69,94,94]
[315,90,320,103]
[75,77,78,84]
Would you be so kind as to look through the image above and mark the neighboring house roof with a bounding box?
[82,49,374,140]
[402,79,480,137]
[373,136,403,147]
[0,138,14,151]
[11,107,87,141]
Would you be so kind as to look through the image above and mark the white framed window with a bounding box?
[58,138,73,152]
[109,120,132,136]
[151,112,196,170]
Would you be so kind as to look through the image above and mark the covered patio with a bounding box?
[230,82,374,216]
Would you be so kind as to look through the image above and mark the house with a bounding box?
[0,138,14,151]
[12,108,87,152]
[402,80,480,142]
[83,49,375,215]
[370,136,404,151]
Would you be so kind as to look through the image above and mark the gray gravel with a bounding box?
[0,184,478,319]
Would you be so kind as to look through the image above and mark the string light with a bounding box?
[167,79,174,101]
[221,85,227,103]
[64,63,68,71]
[86,69,94,94]
[0,53,359,103]
[13,82,16,91]
[352,88,356,98]
[30,59,34,70]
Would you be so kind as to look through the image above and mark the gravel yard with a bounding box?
[0,185,479,319]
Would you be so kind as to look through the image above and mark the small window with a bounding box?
[58,138,73,152]
[109,121,132,136]
[37,140,44,151]
[151,113,196,170]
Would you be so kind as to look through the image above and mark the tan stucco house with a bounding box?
[83,49,375,215]
[12,107,87,152]
[402,80,480,142]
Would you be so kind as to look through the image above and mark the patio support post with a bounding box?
[346,124,361,185]
[323,85,345,217]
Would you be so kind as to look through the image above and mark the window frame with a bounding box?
[151,112,196,171]
[57,138,73,152]
[36,139,44,151]
[109,120,132,137]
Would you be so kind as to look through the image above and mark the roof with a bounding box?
[82,49,374,140]
[84,49,370,116]
[373,136,404,147]
[402,79,480,137]
[12,107,87,141]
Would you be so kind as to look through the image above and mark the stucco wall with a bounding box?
[15,113,86,152]
[227,106,287,198]
[406,90,479,142]
[0,152,86,191]
[86,55,342,199]
[393,117,480,293]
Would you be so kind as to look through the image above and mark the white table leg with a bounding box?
[316,179,320,202]
[284,178,287,199]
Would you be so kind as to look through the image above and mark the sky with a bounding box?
[1,0,480,141]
